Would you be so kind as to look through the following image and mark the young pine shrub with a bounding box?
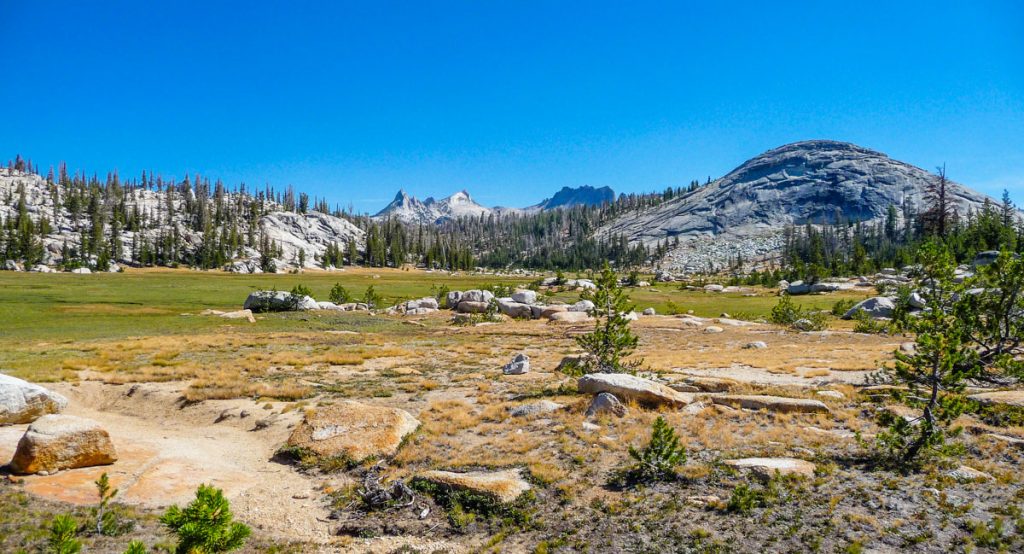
[160,484,251,554]
[47,514,81,554]
[328,283,352,304]
[576,263,643,374]
[618,416,687,485]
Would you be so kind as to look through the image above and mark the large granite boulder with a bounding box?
[287,401,420,463]
[577,373,693,407]
[244,290,318,312]
[9,415,117,474]
[842,296,896,320]
[0,374,68,424]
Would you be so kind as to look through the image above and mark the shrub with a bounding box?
[619,416,686,484]
[160,484,251,554]
[48,514,81,554]
[830,298,857,317]
[329,283,352,304]
[852,310,890,334]
[362,285,383,309]
[289,284,312,298]
[123,541,148,554]
[770,294,829,331]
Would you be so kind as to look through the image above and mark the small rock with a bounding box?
[509,400,563,417]
[584,392,627,418]
[815,390,845,400]
[703,326,724,334]
[947,465,993,483]
[502,354,530,375]
[744,341,768,349]
[642,307,656,316]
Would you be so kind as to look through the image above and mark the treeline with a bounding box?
[357,182,701,271]
[780,169,1022,280]
[1,154,707,272]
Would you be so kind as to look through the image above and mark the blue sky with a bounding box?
[2,1,1022,213]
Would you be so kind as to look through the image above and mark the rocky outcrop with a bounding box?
[578,373,693,407]
[286,401,419,463]
[9,415,117,474]
[0,374,68,424]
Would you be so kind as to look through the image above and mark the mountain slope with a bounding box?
[531,185,615,211]
[601,140,993,241]
[597,140,997,270]
[0,169,364,269]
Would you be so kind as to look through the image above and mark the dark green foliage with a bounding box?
[362,285,383,309]
[123,540,148,554]
[619,416,686,484]
[289,284,312,298]
[575,263,642,373]
[769,295,829,331]
[410,478,535,531]
[160,484,251,554]
[830,298,857,317]
[47,514,81,554]
[875,242,971,468]
[328,283,352,304]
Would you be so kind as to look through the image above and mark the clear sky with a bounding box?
[2,1,1022,213]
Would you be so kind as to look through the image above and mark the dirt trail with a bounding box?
[0,381,336,543]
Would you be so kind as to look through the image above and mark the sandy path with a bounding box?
[0,381,335,543]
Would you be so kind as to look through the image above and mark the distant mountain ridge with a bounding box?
[373,185,617,224]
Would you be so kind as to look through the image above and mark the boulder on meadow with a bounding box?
[497,299,532,319]
[744,341,768,349]
[548,311,591,323]
[725,457,816,480]
[540,305,568,319]
[415,469,531,504]
[577,373,693,407]
[461,290,495,304]
[456,300,490,314]
[511,290,537,304]
[445,290,463,309]
[711,394,829,414]
[9,415,117,474]
[642,307,656,316]
[502,354,530,375]
[218,309,256,322]
[286,400,419,463]
[568,300,595,313]
[842,296,896,320]
[244,290,317,313]
[509,400,563,418]
[704,284,724,292]
[0,374,69,425]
